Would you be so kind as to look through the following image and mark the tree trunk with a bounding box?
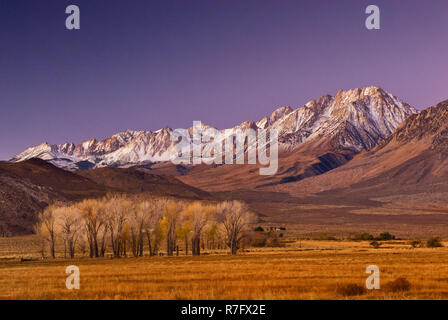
[138,232,144,257]
[40,240,45,259]
[146,232,153,256]
[110,229,116,257]
[123,239,127,257]
[88,237,94,258]
[50,236,55,259]
[92,232,99,258]
[229,237,238,255]
[192,236,201,256]
[167,233,172,256]
[131,232,138,257]
[68,239,75,258]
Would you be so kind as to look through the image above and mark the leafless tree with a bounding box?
[139,197,165,256]
[127,198,151,257]
[36,205,58,259]
[182,202,215,255]
[217,201,254,255]
[77,199,108,258]
[164,200,183,256]
[104,194,130,257]
[55,206,82,258]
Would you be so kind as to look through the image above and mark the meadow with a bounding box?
[1,237,448,300]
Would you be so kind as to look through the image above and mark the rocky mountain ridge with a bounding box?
[10,86,417,171]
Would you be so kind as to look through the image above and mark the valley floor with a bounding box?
[0,238,447,300]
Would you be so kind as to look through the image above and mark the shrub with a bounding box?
[426,237,443,248]
[376,232,395,241]
[336,283,366,297]
[384,277,411,292]
[410,240,423,248]
[351,232,374,241]
[254,226,265,232]
[370,241,381,249]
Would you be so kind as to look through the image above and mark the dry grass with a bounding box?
[0,238,448,300]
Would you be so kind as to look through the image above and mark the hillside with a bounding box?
[0,159,210,235]
[0,159,106,235]
[78,167,210,199]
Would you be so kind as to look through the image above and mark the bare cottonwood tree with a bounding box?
[182,202,215,255]
[128,201,145,257]
[34,218,47,259]
[164,200,184,256]
[138,197,165,256]
[217,201,254,255]
[77,199,108,258]
[55,206,82,258]
[36,205,58,259]
[105,194,130,257]
[120,222,131,257]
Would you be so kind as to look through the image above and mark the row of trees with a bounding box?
[35,194,255,259]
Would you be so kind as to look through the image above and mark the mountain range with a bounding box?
[4,86,448,237]
[11,86,416,174]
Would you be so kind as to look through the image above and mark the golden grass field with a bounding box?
[1,237,448,300]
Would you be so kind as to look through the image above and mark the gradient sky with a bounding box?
[1,0,447,160]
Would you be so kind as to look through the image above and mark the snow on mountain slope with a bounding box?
[274,87,417,151]
[10,86,417,171]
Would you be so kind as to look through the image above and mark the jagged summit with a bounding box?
[273,86,416,151]
[11,86,417,171]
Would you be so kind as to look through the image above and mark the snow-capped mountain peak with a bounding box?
[10,86,417,171]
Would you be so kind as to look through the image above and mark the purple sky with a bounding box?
[1,0,447,160]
